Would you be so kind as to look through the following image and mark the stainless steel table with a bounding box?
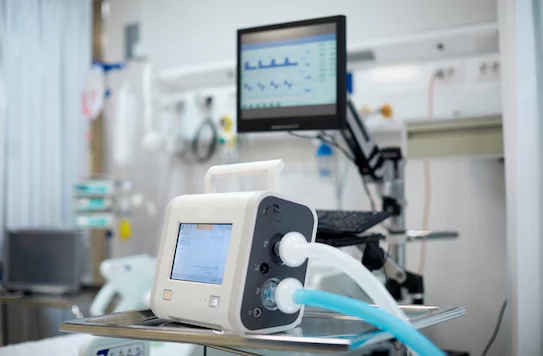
[60,305,465,355]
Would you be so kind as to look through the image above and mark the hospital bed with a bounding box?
[0,334,202,356]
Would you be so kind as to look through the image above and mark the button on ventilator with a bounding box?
[209,295,221,308]
[259,263,270,275]
[264,204,281,222]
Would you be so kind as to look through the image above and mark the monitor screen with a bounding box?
[4,229,82,290]
[237,16,346,132]
[170,223,232,285]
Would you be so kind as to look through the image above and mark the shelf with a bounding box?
[157,60,236,92]
[405,115,503,159]
[239,115,503,160]
[60,306,465,355]
[155,22,499,91]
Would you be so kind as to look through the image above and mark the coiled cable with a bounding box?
[191,118,218,163]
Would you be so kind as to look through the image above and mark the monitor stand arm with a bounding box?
[340,97,423,303]
[340,97,407,265]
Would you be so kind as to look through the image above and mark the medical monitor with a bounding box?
[237,16,346,132]
[3,229,83,294]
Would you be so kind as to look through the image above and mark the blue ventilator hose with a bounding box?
[292,289,445,356]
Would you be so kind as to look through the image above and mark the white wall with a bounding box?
[140,0,497,69]
[104,0,507,354]
[184,63,506,354]
[499,0,543,354]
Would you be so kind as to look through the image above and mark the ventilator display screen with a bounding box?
[170,224,233,285]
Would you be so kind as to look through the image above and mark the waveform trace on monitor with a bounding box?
[244,57,299,71]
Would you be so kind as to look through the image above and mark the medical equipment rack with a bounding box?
[60,305,465,355]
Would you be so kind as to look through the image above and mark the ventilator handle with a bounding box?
[204,159,284,193]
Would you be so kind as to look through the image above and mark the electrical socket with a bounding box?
[474,59,500,82]
[195,94,214,111]
[435,63,465,85]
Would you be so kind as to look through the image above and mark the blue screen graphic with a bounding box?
[170,224,232,285]
[240,32,337,111]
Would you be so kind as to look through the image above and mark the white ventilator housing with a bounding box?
[151,160,317,333]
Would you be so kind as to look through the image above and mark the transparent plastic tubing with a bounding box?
[293,289,445,356]
[279,232,407,320]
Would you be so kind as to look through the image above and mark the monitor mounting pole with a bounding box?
[340,96,458,304]
[340,97,407,265]
[340,96,423,303]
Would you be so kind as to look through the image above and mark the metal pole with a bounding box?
[384,154,406,267]
[1,42,10,346]
[87,0,109,287]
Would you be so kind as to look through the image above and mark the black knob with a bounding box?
[259,263,270,275]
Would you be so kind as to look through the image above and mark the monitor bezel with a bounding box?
[236,15,346,132]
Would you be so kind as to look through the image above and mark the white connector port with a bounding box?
[275,278,303,314]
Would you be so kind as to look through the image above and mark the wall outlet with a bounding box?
[435,62,465,85]
[195,94,214,111]
[473,59,500,82]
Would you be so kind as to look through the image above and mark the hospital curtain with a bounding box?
[0,0,91,250]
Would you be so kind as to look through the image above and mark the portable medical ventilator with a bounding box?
[149,159,445,355]
[151,159,318,333]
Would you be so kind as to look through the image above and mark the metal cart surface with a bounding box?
[60,305,465,355]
